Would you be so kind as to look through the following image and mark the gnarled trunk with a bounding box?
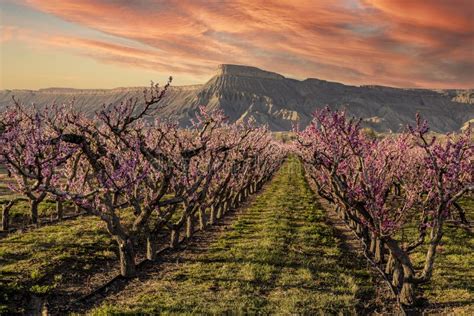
[170,227,179,248]
[117,237,136,277]
[392,259,403,288]
[400,265,415,306]
[384,237,416,306]
[30,199,39,225]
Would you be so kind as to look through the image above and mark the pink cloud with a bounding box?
[10,0,474,88]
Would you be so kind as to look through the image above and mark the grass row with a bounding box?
[0,158,472,314]
[92,156,374,314]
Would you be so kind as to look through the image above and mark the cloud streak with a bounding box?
[6,0,474,88]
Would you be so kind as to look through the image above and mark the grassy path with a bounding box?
[92,157,374,314]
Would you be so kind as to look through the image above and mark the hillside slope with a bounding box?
[1,64,473,132]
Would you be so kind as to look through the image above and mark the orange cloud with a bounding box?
[364,0,474,33]
[1,26,20,43]
[10,0,474,88]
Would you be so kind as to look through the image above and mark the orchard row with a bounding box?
[294,107,473,308]
[0,81,286,277]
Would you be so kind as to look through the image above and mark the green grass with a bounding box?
[0,199,178,313]
[392,196,474,313]
[410,197,474,314]
[0,158,471,314]
[0,216,115,313]
[92,156,374,314]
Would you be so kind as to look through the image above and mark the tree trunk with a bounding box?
[375,238,385,263]
[370,234,376,255]
[117,238,136,277]
[384,237,416,306]
[356,223,363,235]
[421,243,437,281]
[421,222,443,281]
[392,259,403,288]
[75,204,81,214]
[453,202,468,224]
[361,226,369,243]
[198,209,206,230]
[349,219,356,229]
[186,214,194,239]
[231,194,238,208]
[56,201,63,221]
[400,265,415,306]
[222,201,228,215]
[170,227,179,248]
[385,252,394,274]
[337,206,344,219]
[209,205,216,225]
[30,199,39,225]
[2,204,9,231]
[216,204,223,220]
[146,235,158,261]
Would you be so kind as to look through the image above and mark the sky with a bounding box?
[0,0,473,89]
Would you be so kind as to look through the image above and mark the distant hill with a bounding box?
[1,64,473,132]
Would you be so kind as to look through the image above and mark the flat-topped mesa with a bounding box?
[217,64,285,80]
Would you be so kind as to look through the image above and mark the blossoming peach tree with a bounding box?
[295,107,473,307]
[0,80,286,277]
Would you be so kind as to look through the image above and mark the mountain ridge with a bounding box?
[1,64,473,132]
